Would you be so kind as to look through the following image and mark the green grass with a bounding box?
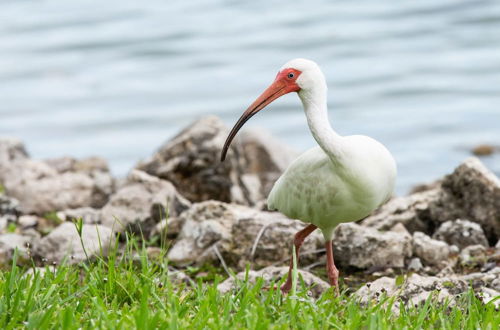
[0,234,498,329]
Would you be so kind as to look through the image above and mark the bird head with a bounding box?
[220,58,325,161]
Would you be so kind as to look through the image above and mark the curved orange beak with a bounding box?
[220,73,300,161]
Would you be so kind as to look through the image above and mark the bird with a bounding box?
[220,58,397,294]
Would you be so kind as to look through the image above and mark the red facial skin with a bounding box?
[274,68,302,93]
[220,68,303,161]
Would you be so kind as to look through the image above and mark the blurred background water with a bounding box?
[1,0,499,194]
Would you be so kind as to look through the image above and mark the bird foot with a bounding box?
[328,276,340,296]
[280,285,291,295]
[331,284,340,296]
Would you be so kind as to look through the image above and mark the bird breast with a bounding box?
[267,135,396,236]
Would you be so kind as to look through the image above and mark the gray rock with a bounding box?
[459,267,500,290]
[450,245,460,254]
[136,116,249,204]
[0,217,7,232]
[167,201,248,266]
[363,158,500,245]
[58,207,102,225]
[168,270,192,285]
[412,232,451,268]
[101,170,190,235]
[478,287,500,309]
[22,228,41,240]
[0,138,29,182]
[356,274,467,310]
[390,223,411,235]
[44,156,109,174]
[17,215,39,229]
[0,233,32,265]
[167,201,323,270]
[332,223,413,269]
[361,189,439,234]
[224,209,323,270]
[150,216,185,240]
[459,244,487,266]
[23,266,56,278]
[491,276,500,291]
[35,222,113,264]
[239,128,298,197]
[0,195,21,222]
[136,116,297,206]
[2,158,114,214]
[217,266,330,298]
[0,137,28,161]
[433,219,489,249]
[408,257,423,271]
[428,158,500,244]
[409,180,442,194]
[357,268,500,312]
[1,195,21,233]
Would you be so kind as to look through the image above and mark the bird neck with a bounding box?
[299,88,343,160]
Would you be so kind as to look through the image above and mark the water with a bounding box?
[1,0,499,194]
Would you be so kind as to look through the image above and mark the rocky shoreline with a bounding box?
[0,115,499,308]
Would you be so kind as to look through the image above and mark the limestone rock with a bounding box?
[35,222,113,264]
[168,270,192,285]
[17,215,39,230]
[2,158,114,214]
[239,128,298,196]
[0,217,7,232]
[58,207,102,225]
[167,201,322,270]
[0,195,20,224]
[23,266,56,278]
[0,137,28,161]
[478,287,500,308]
[136,116,297,206]
[0,138,29,182]
[101,170,190,235]
[363,158,500,245]
[428,158,500,244]
[491,274,500,291]
[224,210,323,270]
[459,245,488,266]
[44,156,109,174]
[150,216,185,240]
[409,180,442,194]
[357,268,500,312]
[332,223,412,269]
[390,223,411,235]
[361,189,439,234]
[167,201,249,266]
[433,219,489,249]
[412,232,451,267]
[408,257,423,271]
[459,267,500,290]
[356,274,467,308]
[0,233,32,266]
[217,266,330,298]
[136,116,248,204]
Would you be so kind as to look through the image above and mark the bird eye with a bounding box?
[288,72,295,79]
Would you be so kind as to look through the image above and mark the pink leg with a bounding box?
[280,224,317,294]
[325,240,340,295]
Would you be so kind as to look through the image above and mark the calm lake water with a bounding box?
[1,0,499,194]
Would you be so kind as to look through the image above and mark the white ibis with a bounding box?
[221,58,396,294]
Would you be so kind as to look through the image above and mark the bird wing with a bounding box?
[267,146,344,224]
